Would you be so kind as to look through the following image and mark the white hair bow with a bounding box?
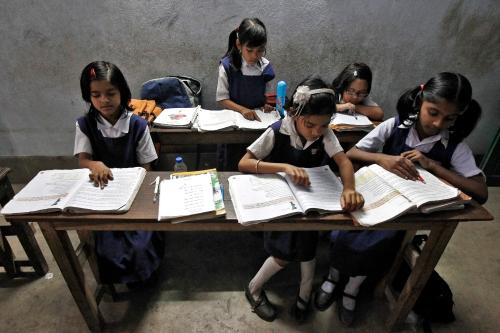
[291,86,335,116]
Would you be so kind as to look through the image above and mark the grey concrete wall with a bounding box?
[1,0,499,156]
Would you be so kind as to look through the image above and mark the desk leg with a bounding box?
[385,222,458,331]
[12,222,48,276]
[375,230,416,299]
[40,223,104,332]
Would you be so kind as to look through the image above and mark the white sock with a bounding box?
[343,275,366,310]
[248,256,284,299]
[297,259,316,309]
[321,266,340,293]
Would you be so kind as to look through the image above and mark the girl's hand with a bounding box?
[340,188,364,212]
[401,150,438,170]
[337,103,356,112]
[378,155,419,181]
[284,165,310,186]
[262,104,274,113]
[241,108,261,121]
[88,162,113,189]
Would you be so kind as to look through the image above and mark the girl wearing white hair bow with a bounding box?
[239,76,364,323]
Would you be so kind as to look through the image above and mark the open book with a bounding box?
[170,168,225,217]
[195,109,280,131]
[1,167,145,215]
[351,164,471,226]
[153,106,199,128]
[228,166,344,226]
[329,113,374,132]
[158,172,225,222]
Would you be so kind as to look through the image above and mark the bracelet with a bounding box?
[256,160,261,174]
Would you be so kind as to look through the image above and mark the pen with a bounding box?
[417,174,426,184]
[350,109,358,120]
[153,176,160,203]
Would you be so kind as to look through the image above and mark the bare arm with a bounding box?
[401,150,488,204]
[140,163,152,171]
[347,146,420,180]
[218,99,261,121]
[354,105,384,121]
[332,152,364,211]
[238,151,311,186]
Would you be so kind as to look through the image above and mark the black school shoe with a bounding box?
[289,295,310,324]
[337,292,357,327]
[314,276,340,311]
[244,286,277,322]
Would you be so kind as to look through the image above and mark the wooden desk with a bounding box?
[4,172,493,332]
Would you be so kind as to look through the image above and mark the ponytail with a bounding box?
[224,29,241,69]
[396,86,422,127]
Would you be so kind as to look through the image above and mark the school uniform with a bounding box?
[74,111,164,284]
[329,116,482,276]
[216,56,275,108]
[248,116,343,261]
[215,56,276,170]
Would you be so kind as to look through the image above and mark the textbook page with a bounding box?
[286,166,343,213]
[368,164,459,208]
[351,166,415,226]
[65,167,146,213]
[153,106,199,128]
[234,109,280,130]
[196,109,236,131]
[158,173,215,221]
[228,174,302,225]
[170,168,225,216]
[331,113,373,126]
[1,169,88,215]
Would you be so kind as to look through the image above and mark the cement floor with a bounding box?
[1,187,498,333]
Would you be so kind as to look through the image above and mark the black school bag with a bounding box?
[392,235,455,332]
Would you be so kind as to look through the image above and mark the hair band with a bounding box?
[292,86,335,117]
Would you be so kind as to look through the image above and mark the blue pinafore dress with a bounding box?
[263,120,328,262]
[218,56,275,170]
[329,116,458,276]
[77,113,164,284]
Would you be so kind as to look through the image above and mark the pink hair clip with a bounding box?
[90,68,96,78]
[420,84,425,91]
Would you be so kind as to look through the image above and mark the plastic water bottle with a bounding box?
[173,156,188,172]
[276,80,287,119]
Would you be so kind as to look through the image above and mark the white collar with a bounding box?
[96,112,131,133]
[408,125,449,148]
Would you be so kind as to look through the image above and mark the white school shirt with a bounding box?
[247,116,343,160]
[355,117,482,178]
[74,112,158,165]
[216,57,273,102]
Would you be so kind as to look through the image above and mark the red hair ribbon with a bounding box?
[90,67,96,79]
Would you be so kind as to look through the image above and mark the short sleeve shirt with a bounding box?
[216,57,273,102]
[74,112,157,165]
[355,117,483,178]
[247,116,343,160]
